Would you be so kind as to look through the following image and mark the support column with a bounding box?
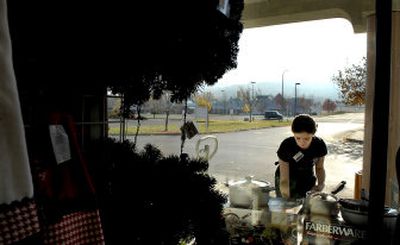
[386,10,400,207]
[362,9,400,207]
[362,13,375,196]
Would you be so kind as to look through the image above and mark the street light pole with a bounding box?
[251,81,256,100]
[251,81,256,121]
[221,89,226,114]
[281,69,288,117]
[294,82,301,116]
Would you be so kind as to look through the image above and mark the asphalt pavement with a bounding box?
[128,113,366,200]
[214,127,365,200]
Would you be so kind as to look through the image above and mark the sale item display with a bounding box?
[223,176,398,245]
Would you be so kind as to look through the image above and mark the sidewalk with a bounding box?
[324,128,364,199]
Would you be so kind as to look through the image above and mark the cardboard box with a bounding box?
[302,215,367,244]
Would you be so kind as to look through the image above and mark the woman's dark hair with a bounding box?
[291,114,317,134]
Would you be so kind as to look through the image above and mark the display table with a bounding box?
[223,198,369,245]
[223,199,302,245]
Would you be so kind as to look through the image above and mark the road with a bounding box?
[129,113,364,198]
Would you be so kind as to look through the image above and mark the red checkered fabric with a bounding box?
[0,198,40,245]
[42,210,104,245]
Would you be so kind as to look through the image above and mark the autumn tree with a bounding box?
[194,91,214,112]
[332,57,367,105]
[109,98,122,118]
[322,99,337,113]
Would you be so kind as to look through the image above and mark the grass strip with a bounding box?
[108,119,291,135]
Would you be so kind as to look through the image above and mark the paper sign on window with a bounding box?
[49,125,71,164]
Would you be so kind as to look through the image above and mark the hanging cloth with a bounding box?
[28,112,97,221]
[0,0,33,205]
[0,198,40,245]
[0,1,40,244]
[27,111,104,244]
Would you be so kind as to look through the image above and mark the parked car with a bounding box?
[264,110,283,120]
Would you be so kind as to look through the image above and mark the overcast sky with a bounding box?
[213,18,367,90]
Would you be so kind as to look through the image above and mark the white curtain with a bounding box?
[0,0,34,204]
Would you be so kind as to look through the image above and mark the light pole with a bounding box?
[250,81,256,121]
[281,69,288,117]
[251,81,256,100]
[221,89,226,114]
[294,82,301,116]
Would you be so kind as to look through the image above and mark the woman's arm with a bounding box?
[313,156,326,191]
[279,160,290,198]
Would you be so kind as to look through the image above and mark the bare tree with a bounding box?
[145,98,164,119]
[237,87,260,122]
[255,94,273,115]
[274,93,284,112]
[161,92,174,131]
[322,99,337,113]
[298,96,314,114]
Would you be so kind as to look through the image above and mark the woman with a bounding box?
[275,114,327,199]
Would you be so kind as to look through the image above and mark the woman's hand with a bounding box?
[279,160,290,199]
[311,183,325,192]
[314,157,326,192]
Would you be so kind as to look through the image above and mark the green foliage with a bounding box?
[88,138,229,245]
[262,227,281,245]
[9,0,244,117]
[332,57,367,105]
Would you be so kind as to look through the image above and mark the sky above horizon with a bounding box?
[212,18,367,92]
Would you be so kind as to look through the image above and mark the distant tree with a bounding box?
[109,98,122,118]
[332,57,367,105]
[255,95,272,114]
[237,87,259,122]
[322,99,337,113]
[161,92,174,131]
[242,103,250,113]
[194,91,214,112]
[298,96,314,114]
[310,98,321,114]
[274,93,284,111]
[145,98,164,119]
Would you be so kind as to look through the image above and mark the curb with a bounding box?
[343,130,364,144]
[345,137,364,144]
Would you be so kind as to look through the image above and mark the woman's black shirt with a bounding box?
[276,136,327,198]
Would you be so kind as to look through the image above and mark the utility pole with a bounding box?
[281,69,288,117]
[221,89,226,114]
[294,82,301,116]
[251,81,256,121]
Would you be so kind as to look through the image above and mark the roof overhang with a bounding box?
[242,0,375,33]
